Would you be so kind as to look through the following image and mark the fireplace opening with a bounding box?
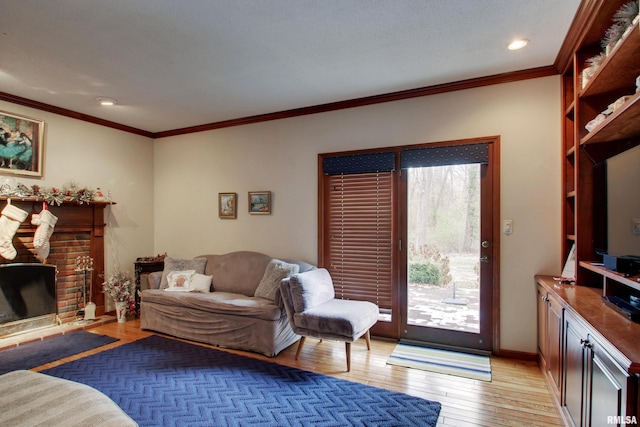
[0,263,57,337]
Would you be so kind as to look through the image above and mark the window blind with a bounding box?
[323,151,395,175]
[326,171,393,310]
[401,142,489,168]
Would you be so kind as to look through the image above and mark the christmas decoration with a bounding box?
[0,179,110,205]
[0,200,29,260]
[31,202,58,261]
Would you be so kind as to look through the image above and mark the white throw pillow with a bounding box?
[189,273,213,293]
[160,257,207,289]
[254,259,300,301]
[164,270,196,291]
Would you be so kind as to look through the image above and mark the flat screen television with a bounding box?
[606,145,640,258]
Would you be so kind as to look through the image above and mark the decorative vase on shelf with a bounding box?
[115,301,127,323]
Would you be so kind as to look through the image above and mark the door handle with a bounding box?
[480,256,489,263]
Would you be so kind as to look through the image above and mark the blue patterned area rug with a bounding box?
[387,343,491,382]
[0,330,118,375]
[44,335,441,427]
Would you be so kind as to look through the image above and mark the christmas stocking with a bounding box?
[0,201,29,260]
[31,203,58,261]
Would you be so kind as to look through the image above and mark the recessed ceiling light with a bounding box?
[96,97,117,106]
[508,39,529,50]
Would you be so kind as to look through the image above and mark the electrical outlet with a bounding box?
[633,218,640,235]
[503,219,513,235]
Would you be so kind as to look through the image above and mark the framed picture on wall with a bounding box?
[218,193,237,219]
[0,110,45,177]
[248,191,271,214]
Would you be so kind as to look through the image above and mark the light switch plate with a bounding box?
[503,219,513,235]
[633,218,640,235]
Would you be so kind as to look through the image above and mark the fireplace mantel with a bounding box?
[0,198,113,322]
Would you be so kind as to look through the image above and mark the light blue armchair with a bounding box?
[280,268,379,372]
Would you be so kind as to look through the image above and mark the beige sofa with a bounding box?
[139,251,314,356]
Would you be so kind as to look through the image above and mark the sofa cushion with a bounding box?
[289,268,335,313]
[200,252,273,296]
[254,259,300,301]
[160,257,207,289]
[142,289,282,321]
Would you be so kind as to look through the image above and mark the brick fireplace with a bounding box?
[0,198,109,330]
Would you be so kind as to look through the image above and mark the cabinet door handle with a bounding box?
[580,338,592,349]
[541,296,550,302]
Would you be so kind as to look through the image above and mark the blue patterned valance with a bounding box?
[401,143,489,168]
[323,151,396,175]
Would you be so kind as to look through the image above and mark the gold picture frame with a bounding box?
[218,193,237,219]
[0,110,45,177]
[248,191,271,214]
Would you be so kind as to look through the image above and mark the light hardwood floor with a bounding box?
[32,320,563,427]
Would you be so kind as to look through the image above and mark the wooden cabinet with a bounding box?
[538,283,563,397]
[589,339,633,427]
[563,310,632,427]
[536,276,639,427]
[562,313,585,426]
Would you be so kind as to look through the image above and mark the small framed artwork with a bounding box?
[218,193,237,219]
[0,110,45,177]
[248,191,271,214]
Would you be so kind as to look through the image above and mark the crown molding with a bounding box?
[155,66,558,139]
[1,66,558,140]
[0,91,153,138]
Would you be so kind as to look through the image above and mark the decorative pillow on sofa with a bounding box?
[164,270,195,291]
[189,273,213,293]
[164,271,212,293]
[160,257,207,289]
[289,267,335,312]
[254,259,300,301]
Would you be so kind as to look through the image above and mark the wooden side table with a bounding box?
[134,257,165,313]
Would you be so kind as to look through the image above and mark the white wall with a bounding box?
[0,100,155,277]
[154,76,562,353]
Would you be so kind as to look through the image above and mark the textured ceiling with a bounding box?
[1,0,581,133]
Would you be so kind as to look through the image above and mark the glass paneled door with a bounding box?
[399,145,495,351]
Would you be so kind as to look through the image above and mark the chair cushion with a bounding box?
[289,268,335,313]
[293,299,379,340]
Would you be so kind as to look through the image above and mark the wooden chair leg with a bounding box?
[295,336,306,360]
[364,329,371,350]
[345,341,351,372]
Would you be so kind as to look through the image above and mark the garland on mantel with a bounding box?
[0,179,110,206]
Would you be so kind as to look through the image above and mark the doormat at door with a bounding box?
[387,343,491,381]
